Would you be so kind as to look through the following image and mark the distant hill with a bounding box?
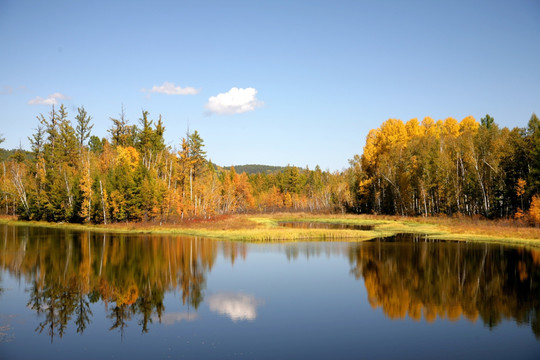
[223,164,288,175]
[0,148,32,162]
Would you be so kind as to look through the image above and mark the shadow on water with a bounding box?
[278,221,373,231]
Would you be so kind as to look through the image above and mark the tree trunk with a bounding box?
[100,180,107,224]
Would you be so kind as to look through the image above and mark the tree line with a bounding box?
[348,114,540,223]
[0,107,539,223]
[0,105,349,223]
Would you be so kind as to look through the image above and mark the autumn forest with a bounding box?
[1,105,540,225]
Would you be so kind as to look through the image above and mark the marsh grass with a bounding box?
[1,213,539,247]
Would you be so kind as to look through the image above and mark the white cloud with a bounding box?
[205,87,263,115]
[143,81,199,95]
[207,292,262,321]
[28,92,68,105]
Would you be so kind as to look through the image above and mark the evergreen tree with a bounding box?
[75,106,93,148]
[88,135,104,154]
[28,126,45,157]
[527,113,540,197]
[108,105,132,146]
[188,130,207,178]
[137,110,153,151]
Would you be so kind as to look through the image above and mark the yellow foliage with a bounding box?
[99,142,115,172]
[514,208,525,220]
[379,118,407,148]
[529,195,540,225]
[443,117,460,138]
[116,284,139,306]
[79,155,93,222]
[362,128,380,167]
[283,192,293,208]
[516,178,526,197]
[421,116,437,137]
[459,115,479,134]
[115,146,139,171]
[447,304,462,321]
[421,116,434,129]
[110,190,126,219]
[405,118,422,138]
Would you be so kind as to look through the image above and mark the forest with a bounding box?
[0,105,539,224]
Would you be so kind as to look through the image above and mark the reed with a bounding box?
[1,213,539,247]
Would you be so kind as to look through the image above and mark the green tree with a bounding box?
[481,114,495,129]
[500,127,528,216]
[153,115,166,152]
[75,106,93,148]
[57,106,79,167]
[527,113,540,197]
[88,135,104,154]
[39,105,59,152]
[28,126,45,157]
[137,110,153,151]
[108,105,133,146]
[188,130,207,178]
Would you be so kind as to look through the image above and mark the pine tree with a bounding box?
[527,113,540,197]
[75,106,93,148]
[137,110,153,151]
[188,130,207,178]
[108,105,132,146]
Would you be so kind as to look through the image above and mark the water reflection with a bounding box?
[1,224,539,342]
[153,312,197,325]
[0,224,239,342]
[348,237,540,338]
[207,292,262,321]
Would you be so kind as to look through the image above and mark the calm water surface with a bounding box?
[0,224,539,359]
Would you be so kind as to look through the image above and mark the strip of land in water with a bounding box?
[1,214,539,248]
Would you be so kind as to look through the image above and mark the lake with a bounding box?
[0,224,539,359]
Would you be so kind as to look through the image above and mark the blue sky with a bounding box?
[1,0,539,170]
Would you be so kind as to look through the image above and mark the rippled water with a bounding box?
[0,224,539,359]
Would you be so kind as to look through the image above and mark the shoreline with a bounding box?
[1,213,539,248]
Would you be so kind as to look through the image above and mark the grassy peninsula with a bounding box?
[2,213,539,248]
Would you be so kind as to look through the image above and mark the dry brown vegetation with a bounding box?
[403,215,540,240]
[2,212,540,245]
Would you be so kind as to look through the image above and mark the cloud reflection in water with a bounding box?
[207,292,263,321]
[153,312,197,325]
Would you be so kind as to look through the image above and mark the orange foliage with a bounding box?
[529,195,540,225]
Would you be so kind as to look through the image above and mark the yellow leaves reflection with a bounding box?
[350,240,540,335]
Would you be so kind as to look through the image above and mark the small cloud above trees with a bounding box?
[28,92,68,105]
[142,81,199,95]
[205,87,263,115]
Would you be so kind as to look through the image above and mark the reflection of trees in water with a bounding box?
[0,225,246,340]
[3,224,540,340]
[349,238,540,338]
